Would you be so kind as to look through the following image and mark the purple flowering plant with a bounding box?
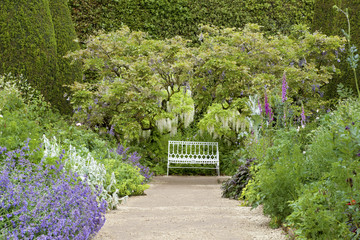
[0,143,106,239]
[282,72,288,103]
[115,145,153,183]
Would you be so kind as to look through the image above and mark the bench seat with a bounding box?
[167,141,220,176]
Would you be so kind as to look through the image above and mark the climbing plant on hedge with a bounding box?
[49,0,82,113]
[0,0,58,104]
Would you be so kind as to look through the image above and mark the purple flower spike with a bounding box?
[281,72,288,102]
[301,106,306,127]
[264,93,271,116]
[258,99,262,114]
[264,93,273,123]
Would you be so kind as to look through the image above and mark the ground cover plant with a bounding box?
[0,144,106,239]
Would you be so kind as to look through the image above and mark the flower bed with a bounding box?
[0,144,106,239]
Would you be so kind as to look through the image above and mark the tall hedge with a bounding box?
[313,0,360,97]
[69,0,315,42]
[49,0,82,113]
[0,0,58,102]
[0,0,82,114]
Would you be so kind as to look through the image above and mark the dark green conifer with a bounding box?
[0,0,58,103]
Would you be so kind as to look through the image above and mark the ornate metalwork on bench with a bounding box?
[167,141,220,176]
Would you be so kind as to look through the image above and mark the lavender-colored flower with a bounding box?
[264,93,273,123]
[312,85,316,93]
[109,125,115,136]
[345,126,350,130]
[258,99,263,114]
[357,151,360,157]
[115,145,153,183]
[94,98,98,105]
[281,72,288,102]
[0,145,106,239]
[299,58,306,67]
[264,93,270,115]
[199,32,204,41]
[301,106,306,127]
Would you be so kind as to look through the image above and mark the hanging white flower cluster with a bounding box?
[155,90,195,136]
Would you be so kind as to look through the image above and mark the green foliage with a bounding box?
[69,0,314,42]
[287,181,352,239]
[49,0,83,113]
[243,129,305,226]
[67,27,195,142]
[101,158,149,197]
[0,0,58,104]
[313,0,360,99]
[67,25,344,174]
[69,25,344,143]
[0,0,82,114]
[194,24,344,141]
[0,75,55,154]
[240,98,360,237]
[221,158,255,199]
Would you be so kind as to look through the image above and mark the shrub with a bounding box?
[286,98,360,238]
[115,145,153,183]
[43,136,122,210]
[0,144,106,239]
[101,158,149,197]
[221,158,255,199]
[243,129,305,226]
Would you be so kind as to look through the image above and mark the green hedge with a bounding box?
[312,0,360,98]
[0,0,58,103]
[69,0,315,41]
[49,0,82,113]
[0,0,82,114]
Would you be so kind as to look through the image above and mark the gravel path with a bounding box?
[94,176,286,240]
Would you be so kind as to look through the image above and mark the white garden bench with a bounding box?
[167,141,220,176]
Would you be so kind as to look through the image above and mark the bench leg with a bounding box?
[167,162,169,176]
[217,163,220,176]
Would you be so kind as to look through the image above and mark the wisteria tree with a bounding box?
[194,24,345,141]
[67,27,195,141]
[68,24,344,143]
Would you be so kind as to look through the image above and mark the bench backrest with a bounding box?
[168,141,219,164]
